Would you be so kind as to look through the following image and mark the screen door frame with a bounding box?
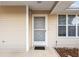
[32,14,48,47]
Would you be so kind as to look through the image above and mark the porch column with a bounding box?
[26,5,29,51]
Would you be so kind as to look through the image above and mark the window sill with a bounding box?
[57,36,79,39]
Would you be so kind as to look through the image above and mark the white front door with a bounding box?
[32,14,48,47]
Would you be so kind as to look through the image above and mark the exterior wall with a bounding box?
[0,6,26,52]
[29,9,32,49]
[48,14,79,48]
[30,12,79,49]
[48,14,57,48]
[32,10,49,14]
[1,6,78,51]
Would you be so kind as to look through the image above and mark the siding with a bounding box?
[0,6,26,52]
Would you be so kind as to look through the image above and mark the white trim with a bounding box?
[66,14,68,37]
[26,6,29,51]
[57,14,58,38]
[32,14,48,47]
[76,14,78,37]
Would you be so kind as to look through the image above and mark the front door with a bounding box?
[32,15,47,47]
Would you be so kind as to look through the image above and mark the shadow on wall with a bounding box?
[0,6,26,14]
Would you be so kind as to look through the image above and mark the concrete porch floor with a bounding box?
[0,48,59,57]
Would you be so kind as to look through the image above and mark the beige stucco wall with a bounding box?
[0,6,26,52]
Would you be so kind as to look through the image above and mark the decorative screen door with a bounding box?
[33,15,47,46]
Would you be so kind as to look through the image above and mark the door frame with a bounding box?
[32,14,48,47]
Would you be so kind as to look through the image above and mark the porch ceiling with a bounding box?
[0,1,56,10]
[50,1,79,14]
[0,1,78,14]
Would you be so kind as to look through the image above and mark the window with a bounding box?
[58,15,78,37]
[58,15,66,36]
[68,15,76,36]
[58,26,66,36]
[58,15,66,25]
[78,26,79,36]
[77,15,79,36]
[68,26,76,36]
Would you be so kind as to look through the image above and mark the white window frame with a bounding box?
[57,14,79,38]
[32,14,48,47]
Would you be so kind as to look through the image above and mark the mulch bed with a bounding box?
[55,48,78,57]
